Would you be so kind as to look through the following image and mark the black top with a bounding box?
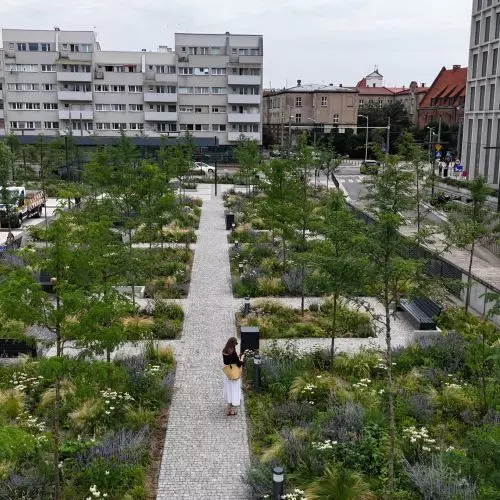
[223,350,242,367]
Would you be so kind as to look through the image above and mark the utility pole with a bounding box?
[437,116,442,144]
[386,117,391,155]
[428,127,436,197]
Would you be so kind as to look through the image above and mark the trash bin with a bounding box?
[225,212,235,230]
[240,326,260,353]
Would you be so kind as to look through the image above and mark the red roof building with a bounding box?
[418,65,467,128]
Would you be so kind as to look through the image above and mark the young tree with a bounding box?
[0,142,17,230]
[236,137,261,195]
[312,189,368,360]
[444,177,500,313]
[363,155,423,497]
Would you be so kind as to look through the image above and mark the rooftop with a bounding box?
[419,65,467,107]
[266,80,358,95]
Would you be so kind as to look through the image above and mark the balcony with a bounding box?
[227,113,260,123]
[144,93,178,103]
[227,94,261,105]
[58,110,93,120]
[56,72,92,82]
[238,55,262,64]
[228,75,261,86]
[228,131,260,142]
[144,112,178,121]
[57,91,92,101]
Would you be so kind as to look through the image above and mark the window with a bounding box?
[110,85,125,92]
[42,83,55,91]
[482,51,488,77]
[485,16,491,42]
[28,42,39,51]
[112,123,126,130]
[6,64,38,72]
[9,103,24,110]
[44,122,59,129]
[129,123,144,130]
[493,48,498,75]
[95,104,110,111]
[7,83,39,91]
[81,44,92,53]
[128,85,143,93]
[194,67,210,76]
[238,48,249,55]
[178,87,193,94]
[62,83,91,92]
[10,121,41,130]
[94,84,108,92]
[194,87,209,94]
[156,123,177,132]
[129,104,143,111]
[480,85,486,110]
[212,87,226,94]
[179,105,194,112]
[43,103,58,110]
[232,48,237,54]
[295,113,301,124]
[333,114,339,124]
[115,66,126,73]
[212,124,227,131]
[41,64,56,72]
[17,43,27,51]
[96,123,111,130]
[40,43,51,52]
[69,44,79,53]
[470,86,476,110]
[475,20,481,45]
[194,124,210,131]
[25,102,40,110]
[490,83,496,109]
[212,68,226,75]
[179,67,193,75]
[321,96,328,107]
[295,97,302,107]
[477,0,482,10]
[199,47,209,55]
[180,124,194,131]
[472,53,478,78]
[212,106,226,113]
[496,13,500,39]
[211,47,222,55]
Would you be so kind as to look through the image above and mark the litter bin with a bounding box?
[225,212,235,230]
[240,326,260,353]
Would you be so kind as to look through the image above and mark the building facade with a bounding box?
[417,65,467,129]
[263,81,359,146]
[0,29,263,145]
[356,69,428,125]
[462,0,500,183]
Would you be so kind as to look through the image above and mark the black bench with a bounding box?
[0,339,37,358]
[399,297,442,330]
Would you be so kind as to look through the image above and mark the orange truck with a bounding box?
[0,186,45,228]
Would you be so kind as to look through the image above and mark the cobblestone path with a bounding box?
[157,194,250,499]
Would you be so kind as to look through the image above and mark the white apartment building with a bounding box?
[0,29,263,145]
[462,0,500,183]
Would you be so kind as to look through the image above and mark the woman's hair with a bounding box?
[222,337,238,355]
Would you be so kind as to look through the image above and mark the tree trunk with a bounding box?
[385,286,395,499]
[53,377,61,500]
[281,234,287,271]
[465,238,475,314]
[330,292,338,361]
[128,229,136,308]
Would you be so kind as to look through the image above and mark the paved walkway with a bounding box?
[156,190,250,499]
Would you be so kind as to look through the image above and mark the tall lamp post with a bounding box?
[307,118,319,187]
[358,114,369,162]
[427,127,437,197]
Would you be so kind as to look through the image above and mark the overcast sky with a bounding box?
[1,0,472,88]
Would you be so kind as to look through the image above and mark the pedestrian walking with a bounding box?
[222,337,245,416]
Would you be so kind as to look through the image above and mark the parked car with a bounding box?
[360,160,380,174]
[193,162,215,175]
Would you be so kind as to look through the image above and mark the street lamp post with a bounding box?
[427,127,437,197]
[358,114,369,162]
[307,118,318,187]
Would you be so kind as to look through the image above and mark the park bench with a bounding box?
[0,339,37,358]
[399,297,442,330]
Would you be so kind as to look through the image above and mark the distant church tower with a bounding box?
[365,66,383,88]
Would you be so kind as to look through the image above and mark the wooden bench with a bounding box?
[399,297,442,330]
[0,339,37,358]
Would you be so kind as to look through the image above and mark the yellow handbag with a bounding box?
[223,363,242,381]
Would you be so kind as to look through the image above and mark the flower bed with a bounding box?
[237,300,374,339]
[125,248,193,299]
[244,313,500,499]
[124,302,184,340]
[0,345,175,499]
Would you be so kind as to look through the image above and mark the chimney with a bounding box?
[339,83,343,87]
[141,49,146,52]
[329,83,333,86]
[453,64,461,70]
[297,79,302,87]
[421,83,425,87]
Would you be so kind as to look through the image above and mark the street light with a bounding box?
[307,118,319,187]
[358,114,369,163]
[427,127,437,197]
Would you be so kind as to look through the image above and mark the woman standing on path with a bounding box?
[222,337,245,416]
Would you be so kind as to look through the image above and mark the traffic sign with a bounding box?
[435,152,442,159]
[455,164,464,172]
[446,151,451,157]
[435,144,443,152]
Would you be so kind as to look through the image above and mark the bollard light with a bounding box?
[253,353,261,391]
[231,222,236,235]
[272,466,284,500]
[238,263,244,275]
[243,297,250,317]
[234,240,239,250]
[50,277,57,285]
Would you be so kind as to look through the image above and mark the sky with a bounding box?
[1,0,473,89]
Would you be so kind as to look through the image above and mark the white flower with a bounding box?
[422,446,431,452]
[105,411,110,415]
[58,462,63,469]
[105,471,110,476]
[109,406,115,410]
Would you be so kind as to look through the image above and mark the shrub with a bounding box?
[257,276,285,296]
[244,459,273,499]
[321,402,365,443]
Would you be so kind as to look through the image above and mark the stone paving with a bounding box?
[156,187,250,500]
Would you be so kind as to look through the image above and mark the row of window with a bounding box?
[293,114,339,124]
[177,67,260,76]
[181,46,260,56]
[179,105,226,113]
[9,42,92,53]
[10,121,59,129]
[9,102,58,110]
[473,10,500,46]
[472,47,498,79]
[5,63,92,73]
[269,96,329,109]
[469,82,497,111]
[429,96,466,107]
